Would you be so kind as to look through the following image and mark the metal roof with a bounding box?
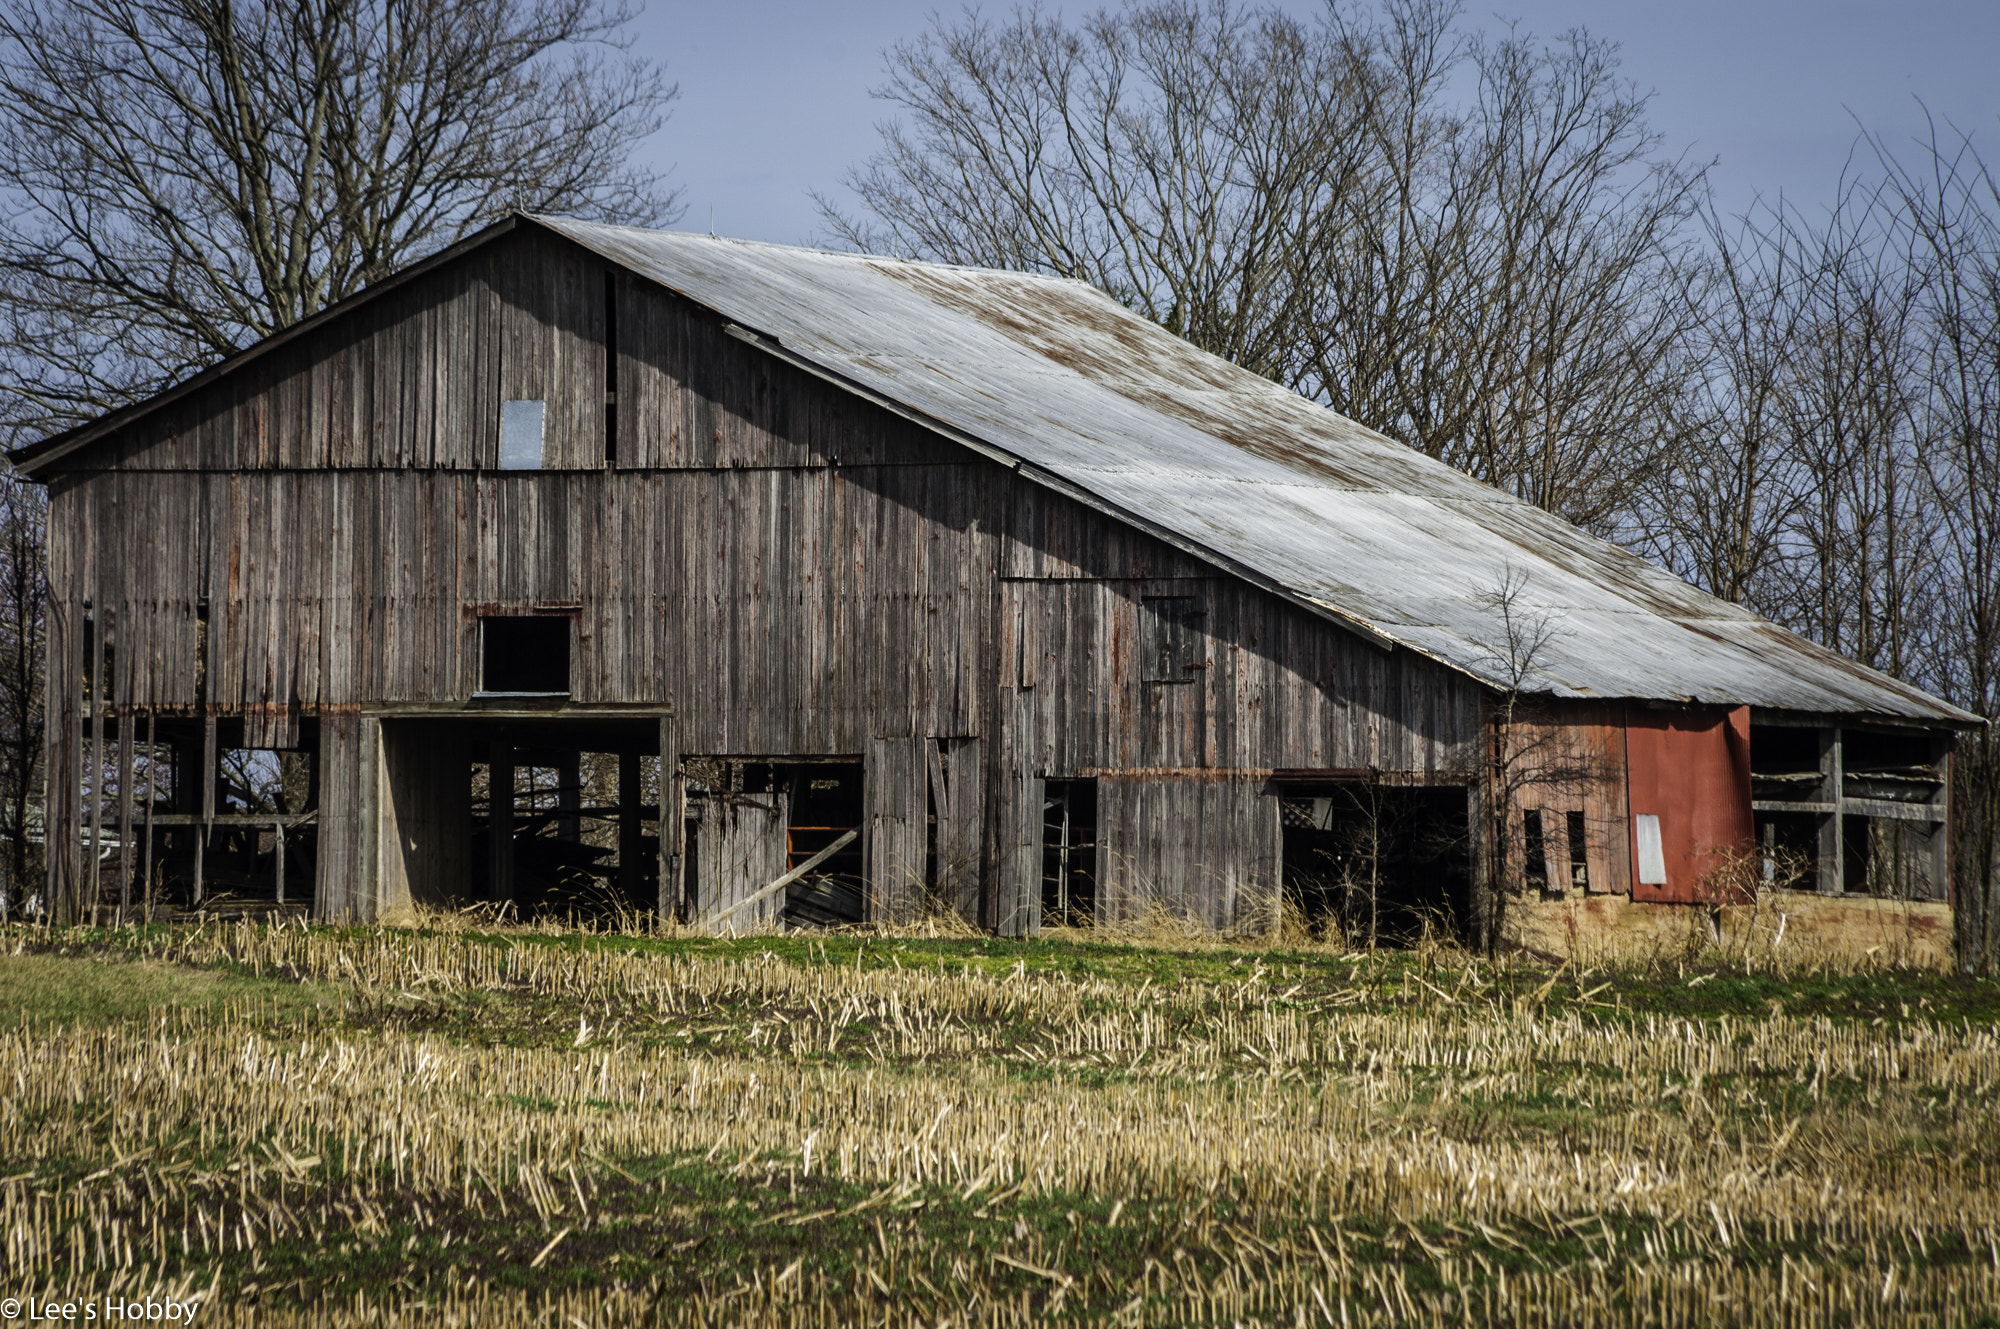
[544,217,1971,725]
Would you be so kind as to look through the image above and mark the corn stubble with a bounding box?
[2,920,1996,1326]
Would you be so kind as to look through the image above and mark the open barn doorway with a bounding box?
[77,712,322,920]
[376,714,666,921]
[1276,782,1472,946]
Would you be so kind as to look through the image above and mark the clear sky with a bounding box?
[627,1,1999,247]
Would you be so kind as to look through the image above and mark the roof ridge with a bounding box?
[532,214,1103,290]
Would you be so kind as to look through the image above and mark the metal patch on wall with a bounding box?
[500,399,546,470]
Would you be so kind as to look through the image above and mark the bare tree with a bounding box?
[0,0,681,440]
[0,479,44,917]
[1293,8,1707,533]
[1873,120,2000,972]
[825,0,1705,531]
[1628,205,1810,607]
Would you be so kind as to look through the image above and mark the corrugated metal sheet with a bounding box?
[540,217,1972,725]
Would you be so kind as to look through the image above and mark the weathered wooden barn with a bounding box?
[14,214,1976,932]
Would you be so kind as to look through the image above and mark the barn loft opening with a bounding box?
[1277,783,1472,945]
[480,616,571,695]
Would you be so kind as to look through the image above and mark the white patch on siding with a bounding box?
[1634,813,1666,885]
[499,400,546,470]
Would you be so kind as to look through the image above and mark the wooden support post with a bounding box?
[488,736,515,910]
[1930,738,1953,904]
[46,598,83,924]
[88,612,105,926]
[617,750,641,906]
[1816,726,1843,895]
[141,712,156,923]
[275,821,285,906]
[116,713,134,925]
[556,752,581,842]
[195,713,216,908]
[927,738,951,903]
[658,714,682,921]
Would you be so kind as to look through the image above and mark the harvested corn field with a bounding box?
[2,919,1998,1326]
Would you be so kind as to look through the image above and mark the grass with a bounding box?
[0,914,1996,1326]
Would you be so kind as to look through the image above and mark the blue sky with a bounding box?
[625,0,1999,246]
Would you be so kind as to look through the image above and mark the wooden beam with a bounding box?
[927,738,951,902]
[488,736,515,910]
[48,597,82,923]
[658,714,682,921]
[709,828,859,929]
[196,712,217,908]
[556,752,581,842]
[1931,740,1953,904]
[1840,797,1945,823]
[116,713,133,924]
[141,711,156,922]
[1816,727,1843,895]
[88,612,104,925]
[617,750,640,905]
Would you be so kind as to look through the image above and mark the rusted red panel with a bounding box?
[1625,705,1754,903]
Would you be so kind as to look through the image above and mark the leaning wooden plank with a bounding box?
[708,827,859,930]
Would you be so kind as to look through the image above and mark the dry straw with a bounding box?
[2,919,1994,1325]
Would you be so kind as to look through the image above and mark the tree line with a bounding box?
[0,0,1993,966]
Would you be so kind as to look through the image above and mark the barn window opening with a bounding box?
[1565,810,1589,889]
[480,616,570,695]
[499,399,546,469]
[1040,779,1098,926]
[1522,809,1549,890]
[1140,595,1205,683]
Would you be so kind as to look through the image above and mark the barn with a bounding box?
[12,214,1975,934]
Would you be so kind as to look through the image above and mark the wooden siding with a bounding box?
[1097,777,1282,930]
[1508,703,1635,897]
[43,229,1485,926]
[690,791,790,928]
[81,232,606,474]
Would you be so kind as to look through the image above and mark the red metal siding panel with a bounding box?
[1626,705,1754,903]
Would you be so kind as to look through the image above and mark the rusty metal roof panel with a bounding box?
[542,218,1973,725]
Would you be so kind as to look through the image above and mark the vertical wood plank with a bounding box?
[314,709,362,921]
[866,735,927,923]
